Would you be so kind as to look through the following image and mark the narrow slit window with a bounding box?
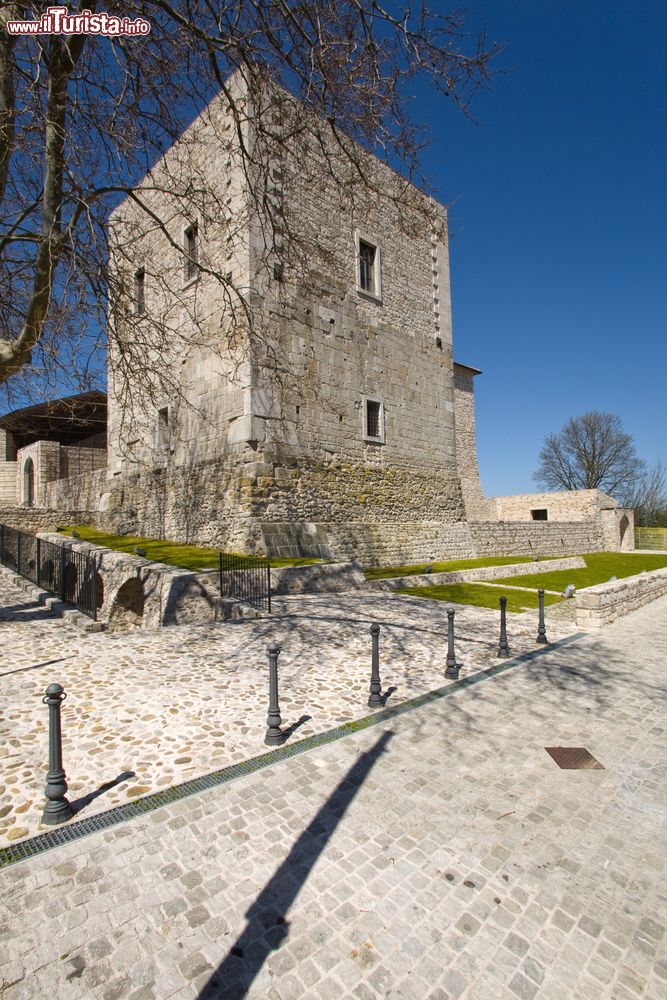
[358,240,376,295]
[184,224,199,282]
[156,407,169,450]
[133,268,145,316]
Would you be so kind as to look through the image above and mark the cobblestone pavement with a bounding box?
[0,568,575,846]
[0,591,666,999]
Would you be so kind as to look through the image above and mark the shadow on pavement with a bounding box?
[0,656,73,678]
[70,771,136,815]
[281,714,312,740]
[197,730,393,999]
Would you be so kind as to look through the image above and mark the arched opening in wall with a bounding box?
[23,458,35,507]
[62,562,77,603]
[619,515,630,551]
[107,577,145,631]
[40,558,56,591]
[96,574,104,611]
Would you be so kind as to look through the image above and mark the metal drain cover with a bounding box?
[545,747,604,769]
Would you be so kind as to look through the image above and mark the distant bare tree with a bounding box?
[622,460,667,526]
[533,412,645,500]
[0,1,499,408]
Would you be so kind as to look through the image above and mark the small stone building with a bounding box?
[0,392,106,508]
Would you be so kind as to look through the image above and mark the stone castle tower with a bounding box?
[97,70,631,563]
[103,69,482,564]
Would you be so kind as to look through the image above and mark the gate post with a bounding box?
[91,558,98,621]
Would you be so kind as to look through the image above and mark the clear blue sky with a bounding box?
[418,0,666,496]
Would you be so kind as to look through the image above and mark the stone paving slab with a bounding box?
[0,595,665,998]
[0,569,575,848]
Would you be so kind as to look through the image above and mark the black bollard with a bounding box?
[498,596,510,658]
[536,589,548,644]
[368,624,382,708]
[41,683,73,825]
[445,608,459,678]
[265,642,286,746]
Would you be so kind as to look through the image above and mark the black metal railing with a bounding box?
[219,552,271,614]
[0,524,99,620]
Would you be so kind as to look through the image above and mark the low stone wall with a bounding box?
[369,555,587,591]
[575,568,667,629]
[0,508,97,533]
[270,561,366,595]
[37,533,220,630]
[469,521,603,557]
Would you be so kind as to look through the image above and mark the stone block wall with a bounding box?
[107,70,253,477]
[0,508,96,533]
[59,446,107,480]
[575,568,667,628]
[270,562,366,595]
[469,521,603,557]
[453,364,494,520]
[0,462,17,505]
[309,522,476,567]
[44,469,113,513]
[600,507,634,551]
[36,533,220,629]
[492,490,612,522]
[15,440,61,506]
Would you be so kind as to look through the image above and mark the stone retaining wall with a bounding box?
[575,568,667,629]
[261,520,476,565]
[270,561,366,595]
[368,555,587,591]
[469,521,603,557]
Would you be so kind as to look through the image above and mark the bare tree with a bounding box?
[622,460,667,526]
[533,412,646,500]
[0,1,499,410]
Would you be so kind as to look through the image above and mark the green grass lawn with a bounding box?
[59,526,325,572]
[365,554,560,581]
[492,552,667,592]
[396,583,563,612]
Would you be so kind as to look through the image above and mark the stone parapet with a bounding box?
[575,568,667,629]
[270,561,366,594]
[368,555,587,591]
